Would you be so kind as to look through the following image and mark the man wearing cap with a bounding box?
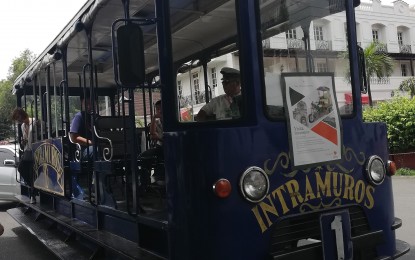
[196,67,242,121]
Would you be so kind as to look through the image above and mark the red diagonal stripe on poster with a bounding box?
[311,121,338,145]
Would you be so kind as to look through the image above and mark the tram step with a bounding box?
[7,207,90,260]
[12,195,167,260]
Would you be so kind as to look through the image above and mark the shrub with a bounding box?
[363,97,415,153]
[396,168,415,176]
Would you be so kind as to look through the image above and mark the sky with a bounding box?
[0,0,412,81]
[0,0,87,80]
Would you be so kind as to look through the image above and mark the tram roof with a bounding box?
[12,0,360,94]
[12,0,239,94]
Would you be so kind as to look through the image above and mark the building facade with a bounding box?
[175,0,415,119]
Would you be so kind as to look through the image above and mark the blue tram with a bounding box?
[8,0,410,259]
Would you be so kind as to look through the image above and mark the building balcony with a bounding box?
[179,91,207,108]
[315,40,332,50]
[399,44,412,54]
[370,77,390,85]
[262,39,271,49]
[374,42,388,53]
[286,39,304,49]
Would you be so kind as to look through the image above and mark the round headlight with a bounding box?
[365,155,386,185]
[240,167,269,203]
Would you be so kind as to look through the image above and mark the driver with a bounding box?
[195,67,241,121]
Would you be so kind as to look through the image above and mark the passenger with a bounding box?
[11,107,41,203]
[69,93,94,160]
[139,100,164,186]
[195,67,241,121]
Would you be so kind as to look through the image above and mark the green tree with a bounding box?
[399,77,415,98]
[6,49,36,82]
[363,42,393,81]
[364,42,394,106]
[0,49,35,140]
[341,42,394,106]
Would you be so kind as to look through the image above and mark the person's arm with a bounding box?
[20,124,28,149]
[69,112,92,146]
[70,132,92,146]
[195,109,208,121]
[150,117,162,141]
[195,98,217,121]
[195,109,217,121]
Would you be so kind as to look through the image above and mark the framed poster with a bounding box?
[282,73,343,169]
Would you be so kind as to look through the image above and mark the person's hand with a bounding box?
[0,222,4,236]
[21,140,27,147]
[153,112,161,119]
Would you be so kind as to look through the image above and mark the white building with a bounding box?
[176,0,415,118]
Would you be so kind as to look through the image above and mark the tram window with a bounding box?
[259,0,353,119]
[170,0,243,122]
[176,58,241,122]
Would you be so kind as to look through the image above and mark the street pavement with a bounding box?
[0,201,57,260]
[393,176,415,260]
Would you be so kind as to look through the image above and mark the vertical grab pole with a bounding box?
[52,63,58,135]
[46,66,52,139]
[202,60,210,103]
[33,75,38,141]
[61,47,70,135]
[38,73,43,140]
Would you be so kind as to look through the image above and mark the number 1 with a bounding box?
[331,215,345,260]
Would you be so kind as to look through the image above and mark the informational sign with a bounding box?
[282,73,342,169]
[32,138,65,196]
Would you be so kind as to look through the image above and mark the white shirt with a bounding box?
[21,118,41,151]
[200,94,240,120]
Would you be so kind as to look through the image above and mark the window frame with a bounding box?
[397,32,403,45]
[286,29,297,39]
[401,64,407,77]
[372,29,379,42]
[313,26,324,41]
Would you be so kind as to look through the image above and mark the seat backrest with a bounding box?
[68,133,82,162]
[94,116,142,161]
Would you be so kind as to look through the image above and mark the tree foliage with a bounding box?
[399,77,415,98]
[0,49,35,140]
[363,42,393,79]
[341,42,394,82]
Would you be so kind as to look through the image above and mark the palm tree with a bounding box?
[341,42,394,106]
[364,42,394,105]
[399,77,415,99]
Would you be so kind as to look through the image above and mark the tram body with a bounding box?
[8,0,410,259]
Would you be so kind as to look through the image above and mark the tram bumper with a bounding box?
[269,206,410,260]
[271,236,410,260]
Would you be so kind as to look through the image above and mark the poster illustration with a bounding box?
[282,73,342,168]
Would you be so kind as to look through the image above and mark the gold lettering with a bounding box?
[251,206,268,233]
[354,180,365,203]
[343,174,355,200]
[284,180,304,208]
[272,186,289,214]
[364,185,375,209]
[332,172,343,197]
[258,195,279,228]
[32,143,64,177]
[315,171,332,198]
[304,176,316,202]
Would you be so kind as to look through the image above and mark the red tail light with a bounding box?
[213,179,232,198]
[387,160,397,176]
